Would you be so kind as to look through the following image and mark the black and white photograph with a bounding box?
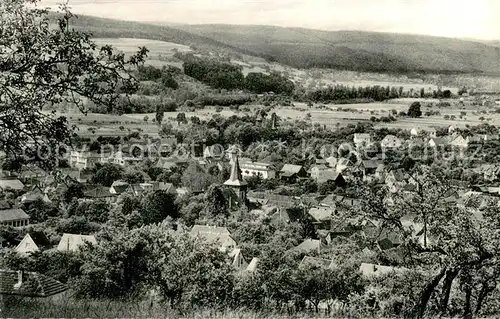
[1,0,500,317]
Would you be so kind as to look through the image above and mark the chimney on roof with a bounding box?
[13,270,24,290]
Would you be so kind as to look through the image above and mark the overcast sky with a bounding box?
[39,0,500,40]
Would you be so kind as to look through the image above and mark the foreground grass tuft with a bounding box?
[2,298,337,318]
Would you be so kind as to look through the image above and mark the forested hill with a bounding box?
[50,14,272,60]
[176,25,500,74]
[58,13,500,74]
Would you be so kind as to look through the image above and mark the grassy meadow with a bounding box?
[94,38,191,69]
[66,37,500,138]
[59,97,500,138]
[3,297,331,318]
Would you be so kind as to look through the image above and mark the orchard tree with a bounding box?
[140,190,179,225]
[342,165,500,318]
[176,112,187,125]
[408,102,422,118]
[190,116,201,125]
[62,182,84,203]
[181,162,217,192]
[123,170,145,184]
[0,0,147,169]
[143,225,234,309]
[203,184,228,219]
[92,163,124,187]
[155,104,164,125]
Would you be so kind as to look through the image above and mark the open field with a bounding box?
[94,38,191,68]
[61,98,500,138]
[91,38,465,93]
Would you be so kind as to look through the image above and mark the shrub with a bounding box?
[408,101,422,118]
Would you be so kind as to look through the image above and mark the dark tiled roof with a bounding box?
[0,209,29,222]
[0,201,11,210]
[28,232,51,249]
[84,186,114,198]
[280,164,304,174]
[430,138,449,146]
[110,181,129,194]
[363,160,381,169]
[0,270,67,297]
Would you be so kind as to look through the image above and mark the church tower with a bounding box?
[224,146,247,206]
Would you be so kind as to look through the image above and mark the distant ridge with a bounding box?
[57,13,500,75]
[50,13,274,61]
[175,24,500,74]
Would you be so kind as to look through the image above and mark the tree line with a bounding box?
[182,55,295,95]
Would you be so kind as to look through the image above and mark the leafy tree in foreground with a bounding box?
[62,183,84,204]
[123,170,145,184]
[203,184,228,219]
[0,0,147,169]
[92,163,124,187]
[343,165,500,318]
[140,190,179,225]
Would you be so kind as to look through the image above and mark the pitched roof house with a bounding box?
[83,186,116,202]
[109,181,130,195]
[325,156,338,168]
[353,133,371,148]
[15,232,52,255]
[428,137,449,148]
[229,248,248,270]
[385,170,408,193]
[203,145,224,161]
[298,256,335,269]
[381,135,402,149]
[359,263,405,278]
[20,186,51,204]
[308,207,334,224]
[19,165,48,184]
[450,135,468,148]
[246,257,260,272]
[268,208,291,225]
[56,234,97,252]
[0,270,67,297]
[190,225,237,252]
[279,164,307,182]
[310,166,345,185]
[336,158,354,174]
[156,182,178,195]
[0,179,25,191]
[240,161,276,179]
[0,209,29,228]
[362,160,382,174]
[290,238,326,254]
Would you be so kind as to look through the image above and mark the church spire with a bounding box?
[224,146,247,187]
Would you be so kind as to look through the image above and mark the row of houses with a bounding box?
[354,131,499,150]
[11,232,97,254]
[12,226,257,273]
